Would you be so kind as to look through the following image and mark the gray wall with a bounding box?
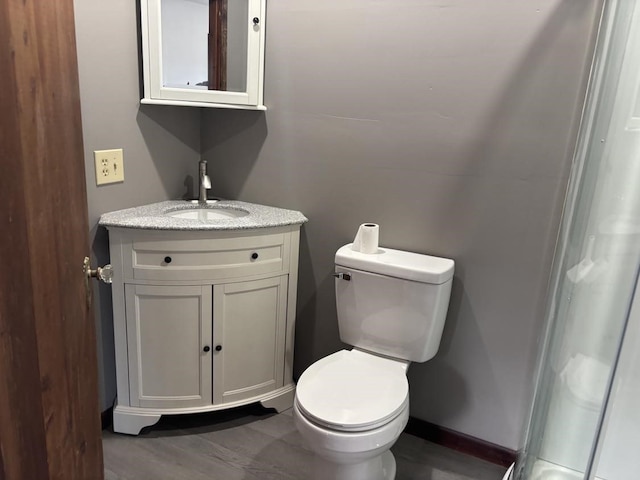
[72,0,602,451]
[74,0,201,408]
[200,0,603,449]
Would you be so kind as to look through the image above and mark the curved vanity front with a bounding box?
[100,200,307,435]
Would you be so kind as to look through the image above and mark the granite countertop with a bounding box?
[98,200,308,231]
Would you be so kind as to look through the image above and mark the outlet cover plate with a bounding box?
[94,149,124,185]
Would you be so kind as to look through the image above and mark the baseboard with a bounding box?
[405,417,517,467]
[101,407,113,431]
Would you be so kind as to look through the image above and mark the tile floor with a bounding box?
[103,406,507,480]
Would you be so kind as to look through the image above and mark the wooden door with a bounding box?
[0,0,103,479]
[213,276,288,405]
[125,285,213,409]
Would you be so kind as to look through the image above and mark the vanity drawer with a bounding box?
[126,233,288,281]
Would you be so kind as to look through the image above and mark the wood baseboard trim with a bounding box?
[405,417,517,467]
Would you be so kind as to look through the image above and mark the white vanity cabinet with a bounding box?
[106,224,301,435]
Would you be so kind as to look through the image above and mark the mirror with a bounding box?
[140,0,265,109]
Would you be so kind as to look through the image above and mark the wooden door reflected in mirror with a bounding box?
[209,0,227,91]
[160,0,247,93]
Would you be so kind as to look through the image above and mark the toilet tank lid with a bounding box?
[336,244,454,284]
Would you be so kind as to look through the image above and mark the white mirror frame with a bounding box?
[140,0,266,110]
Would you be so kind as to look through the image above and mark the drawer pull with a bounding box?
[164,256,172,264]
[251,252,259,260]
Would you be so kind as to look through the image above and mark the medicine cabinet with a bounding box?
[139,0,266,109]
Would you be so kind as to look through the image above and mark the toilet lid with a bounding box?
[296,350,409,432]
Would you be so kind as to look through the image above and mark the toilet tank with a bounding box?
[334,244,454,363]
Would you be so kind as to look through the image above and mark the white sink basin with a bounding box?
[167,208,249,220]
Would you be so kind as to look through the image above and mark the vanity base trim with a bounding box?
[113,405,161,435]
[259,385,295,412]
[113,384,296,435]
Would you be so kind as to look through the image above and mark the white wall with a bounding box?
[161,0,209,87]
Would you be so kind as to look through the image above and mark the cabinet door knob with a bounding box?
[164,256,172,264]
[203,345,210,352]
[251,252,259,260]
[215,345,222,352]
[253,17,260,25]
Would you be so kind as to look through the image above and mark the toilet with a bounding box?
[293,243,455,480]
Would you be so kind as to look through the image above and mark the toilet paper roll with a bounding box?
[352,223,379,254]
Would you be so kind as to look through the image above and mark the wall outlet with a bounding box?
[94,149,125,185]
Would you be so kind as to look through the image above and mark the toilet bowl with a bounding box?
[294,349,410,480]
[294,400,409,480]
[294,243,454,480]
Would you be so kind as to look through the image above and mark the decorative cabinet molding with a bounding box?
[213,276,288,405]
[125,284,213,409]
[106,226,301,435]
[139,0,266,109]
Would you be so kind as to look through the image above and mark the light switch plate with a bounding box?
[94,149,124,185]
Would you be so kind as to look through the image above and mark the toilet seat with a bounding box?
[296,349,409,432]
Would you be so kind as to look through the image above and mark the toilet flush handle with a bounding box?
[333,272,351,281]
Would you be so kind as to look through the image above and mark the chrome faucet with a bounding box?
[199,159,211,204]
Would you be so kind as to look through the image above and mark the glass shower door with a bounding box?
[518,0,640,478]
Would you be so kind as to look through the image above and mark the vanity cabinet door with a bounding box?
[125,284,213,408]
[213,275,287,404]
